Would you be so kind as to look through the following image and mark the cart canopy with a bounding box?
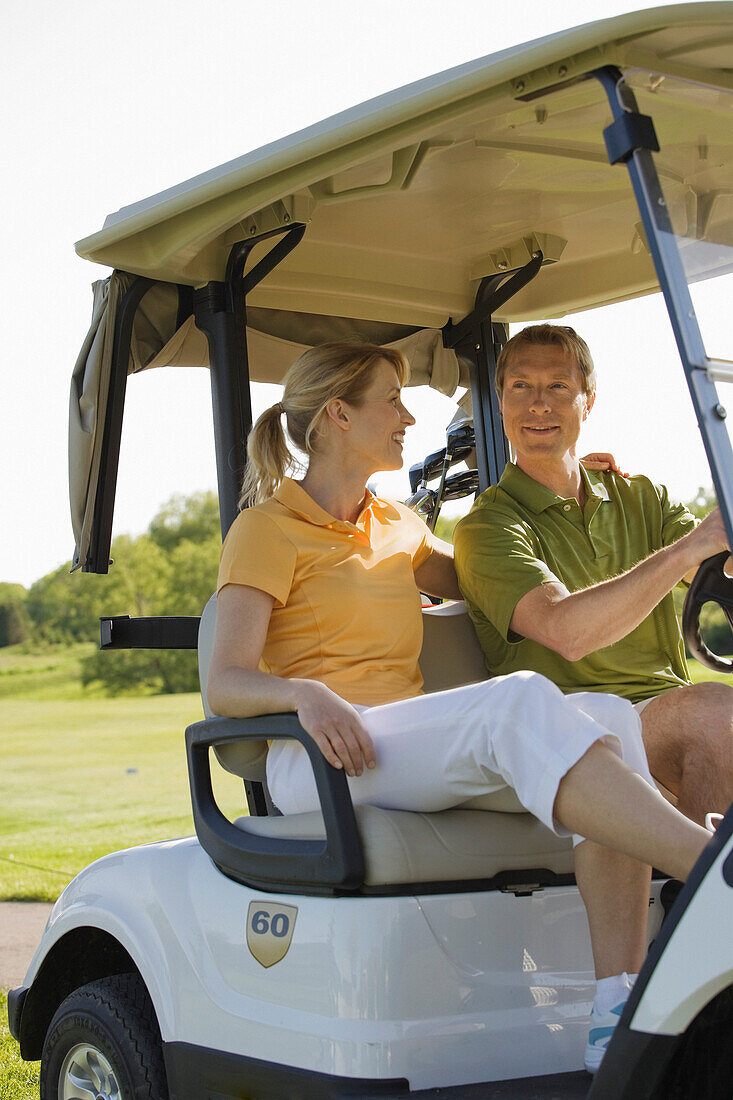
[70,3,733,566]
[77,4,733,325]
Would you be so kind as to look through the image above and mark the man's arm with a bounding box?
[414,535,462,600]
[511,508,729,661]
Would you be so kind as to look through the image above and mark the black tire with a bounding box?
[40,972,168,1100]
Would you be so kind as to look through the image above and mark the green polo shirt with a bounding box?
[453,463,697,703]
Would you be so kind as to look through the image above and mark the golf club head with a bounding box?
[409,448,448,492]
[442,469,479,501]
[405,487,437,515]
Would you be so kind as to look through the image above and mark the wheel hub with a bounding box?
[58,1042,122,1100]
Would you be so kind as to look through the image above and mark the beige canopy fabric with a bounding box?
[75,5,733,325]
[69,274,133,570]
[69,273,467,569]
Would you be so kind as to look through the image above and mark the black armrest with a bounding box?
[185,714,365,895]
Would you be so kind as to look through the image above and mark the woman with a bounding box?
[208,342,713,1075]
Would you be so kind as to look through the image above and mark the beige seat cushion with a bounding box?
[237,805,572,886]
[201,593,574,886]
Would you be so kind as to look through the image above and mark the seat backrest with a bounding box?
[419,600,489,693]
[198,594,269,782]
[198,595,489,783]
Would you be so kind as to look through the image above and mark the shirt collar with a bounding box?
[273,477,382,528]
[498,462,610,514]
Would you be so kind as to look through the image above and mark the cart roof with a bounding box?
[76,4,733,325]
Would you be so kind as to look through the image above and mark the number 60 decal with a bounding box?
[246,901,298,968]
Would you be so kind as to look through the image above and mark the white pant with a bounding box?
[266,672,656,842]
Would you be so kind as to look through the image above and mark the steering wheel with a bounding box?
[682,552,733,673]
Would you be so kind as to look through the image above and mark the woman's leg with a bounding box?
[268,671,611,817]
[267,668,708,875]
[268,672,711,877]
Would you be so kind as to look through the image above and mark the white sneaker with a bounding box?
[584,999,626,1074]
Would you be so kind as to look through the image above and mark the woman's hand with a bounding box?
[580,452,630,478]
[291,679,376,777]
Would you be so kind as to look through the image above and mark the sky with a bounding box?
[2,0,731,588]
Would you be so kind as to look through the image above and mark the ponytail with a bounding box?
[239,403,292,508]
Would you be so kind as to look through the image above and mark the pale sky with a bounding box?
[3,0,730,588]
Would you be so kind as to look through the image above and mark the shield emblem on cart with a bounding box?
[246,901,298,968]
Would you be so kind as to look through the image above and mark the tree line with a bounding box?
[0,486,727,695]
[1,492,221,694]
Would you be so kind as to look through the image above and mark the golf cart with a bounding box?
[8,4,733,1097]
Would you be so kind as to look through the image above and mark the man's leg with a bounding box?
[573,841,650,1074]
[573,842,650,979]
[640,682,733,825]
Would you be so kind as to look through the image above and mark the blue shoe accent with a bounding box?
[585,1000,626,1074]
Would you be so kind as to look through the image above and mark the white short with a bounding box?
[266,672,657,843]
[633,695,664,717]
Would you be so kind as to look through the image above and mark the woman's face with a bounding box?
[344,360,416,474]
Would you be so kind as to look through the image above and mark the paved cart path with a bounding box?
[0,902,54,990]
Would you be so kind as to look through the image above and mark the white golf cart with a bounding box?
[8,6,733,1098]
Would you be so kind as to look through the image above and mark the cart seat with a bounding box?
[199,594,573,888]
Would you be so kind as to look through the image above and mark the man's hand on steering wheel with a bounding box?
[684,508,731,579]
[682,509,733,673]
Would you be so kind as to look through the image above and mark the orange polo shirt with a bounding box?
[217,478,433,706]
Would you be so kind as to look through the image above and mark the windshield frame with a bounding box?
[593,65,733,547]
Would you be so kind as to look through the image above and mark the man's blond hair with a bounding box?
[495,324,596,398]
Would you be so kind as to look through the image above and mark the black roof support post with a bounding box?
[194,281,251,541]
[443,253,543,489]
[453,321,508,493]
[193,223,306,817]
[194,223,306,542]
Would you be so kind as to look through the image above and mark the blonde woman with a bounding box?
[207,342,713,1074]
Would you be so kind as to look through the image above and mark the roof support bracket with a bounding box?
[194,223,306,541]
[603,109,660,165]
[442,253,543,492]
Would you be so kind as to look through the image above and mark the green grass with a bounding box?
[0,643,100,701]
[0,992,38,1098]
[0,648,245,902]
[687,657,731,686]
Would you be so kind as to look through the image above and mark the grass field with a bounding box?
[0,992,37,1099]
[0,645,245,902]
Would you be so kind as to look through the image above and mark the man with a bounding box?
[453,324,732,1072]
[454,323,732,826]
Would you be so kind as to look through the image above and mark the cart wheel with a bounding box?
[40,973,168,1100]
[650,985,733,1100]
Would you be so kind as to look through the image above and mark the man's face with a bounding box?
[499,344,595,462]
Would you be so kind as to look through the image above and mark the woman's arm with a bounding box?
[207,583,375,776]
[414,534,462,600]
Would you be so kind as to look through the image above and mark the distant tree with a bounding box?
[79,509,221,695]
[26,563,107,643]
[148,491,220,551]
[684,485,717,520]
[0,583,31,647]
[25,491,221,652]
[434,514,461,543]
